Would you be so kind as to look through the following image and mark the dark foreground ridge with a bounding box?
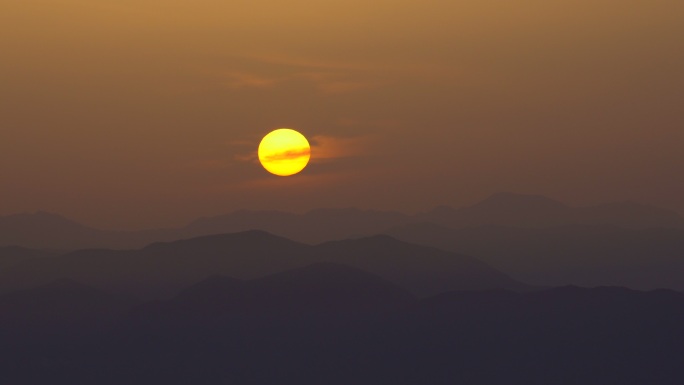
[0,266,682,385]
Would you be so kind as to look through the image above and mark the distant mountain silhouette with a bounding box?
[386,222,684,290]
[417,192,684,229]
[315,235,527,295]
[185,208,410,243]
[0,211,179,250]
[2,193,681,250]
[0,212,104,250]
[0,231,311,299]
[0,231,526,299]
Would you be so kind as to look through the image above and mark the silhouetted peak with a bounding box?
[472,192,568,211]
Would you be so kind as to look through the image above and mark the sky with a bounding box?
[1,0,683,229]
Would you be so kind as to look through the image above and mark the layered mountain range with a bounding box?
[2,192,683,291]
[2,193,684,383]
[2,193,683,250]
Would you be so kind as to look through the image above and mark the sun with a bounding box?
[258,129,311,176]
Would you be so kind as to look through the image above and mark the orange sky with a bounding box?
[1,0,683,229]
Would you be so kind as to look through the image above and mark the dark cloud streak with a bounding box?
[262,148,311,162]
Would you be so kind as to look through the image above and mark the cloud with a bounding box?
[262,147,311,162]
[334,118,402,129]
[231,53,458,81]
[221,71,279,89]
[227,169,364,192]
[209,54,398,94]
[309,134,374,161]
[234,152,258,163]
[218,69,381,94]
[231,53,379,72]
[184,159,233,171]
[231,134,373,165]
[295,72,379,94]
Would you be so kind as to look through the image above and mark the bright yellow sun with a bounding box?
[258,129,311,176]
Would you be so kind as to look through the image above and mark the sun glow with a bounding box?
[258,129,311,176]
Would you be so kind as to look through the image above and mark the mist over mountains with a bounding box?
[2,193,683,250]
[386,223,684,290]
[0,231,527,299]
[2,192,684,383]
[3,192,683,292]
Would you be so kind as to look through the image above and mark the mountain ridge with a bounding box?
[0,231,527,299]
[2,193,682,251]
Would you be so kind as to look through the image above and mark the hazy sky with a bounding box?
[1,0,683,229]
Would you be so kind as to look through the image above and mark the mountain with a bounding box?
[1,195,681,250]
[0,279,137,384]
[111,264,414,385]
[184,207,410,244]
[184,194,684,245]
[4,284,681,385]
[349,286,684,385]
[0,231,311,299]
[0,231,525,299]
[0,212,104,250]
[125,263,412,333]
[421,192,570,228]
[0,211,179,250]
[315,235,528,295]
[386,223,684,290]
[0,208,409,250]
[0,279,135,345]
[0,246,55,269]
[250,262,414,314]
[418,192,684,229]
